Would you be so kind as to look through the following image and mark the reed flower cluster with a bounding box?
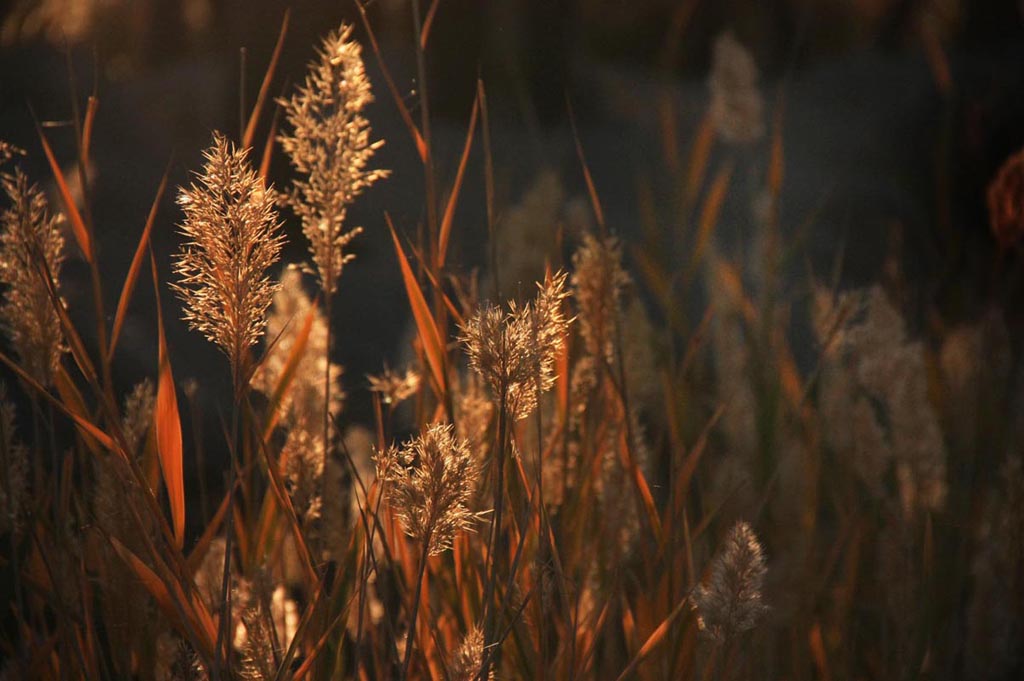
[0,165,66,386]
[693,521,768,642]
[0,141,23,166]
[814,285,947,514]
[572,232,630,362]
[253,269,344,521]
[367,365,421,405]
[708,31,765,144]
[379,423,480,556]
[448,626,491,681]
[173,133,285,378]
[460,271,571,420]
[279,23,389,293]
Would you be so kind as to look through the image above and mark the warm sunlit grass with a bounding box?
[0,6,1021,681]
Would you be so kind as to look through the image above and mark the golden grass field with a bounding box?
[1,2,1023,679]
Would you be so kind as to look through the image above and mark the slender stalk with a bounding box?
[214,397,241,678]
[401,533,432,680]
[320,279,333,565]
[480,385,508,680]
[409,0,438,258]
[63,45,116,410]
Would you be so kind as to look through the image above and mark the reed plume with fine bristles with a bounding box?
[572,231,630,363]
[460,270,572,420]
[379,422,480,556]
[0,164,66,386]
[254,268,345,423]
[173,133,285,382]
[278,22,389,294]
[708,30,764,144]
[4,9,1022,681]
[367,365,421,406]
[448,626,492,681]
[693,521,768,642]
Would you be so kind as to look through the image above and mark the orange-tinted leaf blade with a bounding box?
[242,9,289,150]
[356,1,427,162]
[436,95,479,269]
[109,167,169,361]
[151,250,185,548]
[259,305,316,441]
[387,215,446,393]
[36,125,92,261]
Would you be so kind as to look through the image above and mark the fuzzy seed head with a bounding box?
[279,23,389,293]
[253,268,344,424]
[460,271,571,420]
[448,626,492,681]
[367,365,420,405]
[572,232,631,362]
[173,133,285,376]
[708,31,765,144]
[693,521,768,641]
[380,423,480,556]
[121,379,155,455]
[0,166,66,386]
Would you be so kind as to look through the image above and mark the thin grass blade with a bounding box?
[108,166,169,361]
[151,249,186,548]
[387,214,446,394]
[34,123,92,262]
[242,9,290,150]
[436,94,479,269]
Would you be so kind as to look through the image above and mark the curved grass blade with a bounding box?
[242,9,290,150]
[34,121,92,262]
[151,248,185,548]
[387,214,446,394]
[436,92,479,269]
[108,165,170,361]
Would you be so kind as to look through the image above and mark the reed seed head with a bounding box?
[121,379,155,455]
[449,625,492,681]
[708,31,765,144]
[253,267,344,424]
[279,22,389,293]
[367,365,420,405]
[460,271,571,420]
[815,284,947,514]
[380,423,480,556]
[572,232,631,362]
[693,521,768,641]
[0,141,24,167]
[0,166,66,386]
[173,133,285,377]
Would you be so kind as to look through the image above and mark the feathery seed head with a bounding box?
[460,271,571,420]
[0,166,66,386]
[380,423,480,556]
[708,31,765,144]
[252,269,344,521]
[572,232,631,362]
[279,23,389,293]
[0,141,25,167]
[815,285,947,514]
[367,365,421,405]
[693,521,768,641]
[173,133,285,377]
[253,267,344,425]
[449,626,492,681]
[121,379,155,455]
